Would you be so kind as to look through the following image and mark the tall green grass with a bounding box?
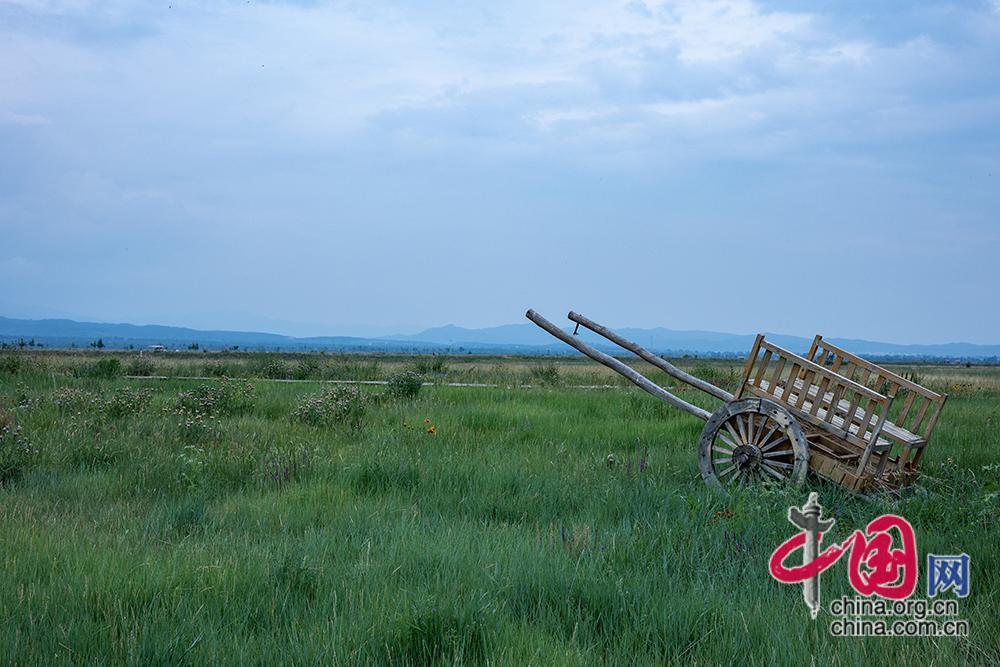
[0,357,997,664]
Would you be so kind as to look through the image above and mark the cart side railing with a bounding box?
[737,335,894,474]
[805,335,947,455]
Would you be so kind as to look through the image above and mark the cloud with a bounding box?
[653,0,814,63]
[3,1,997,176]
[0,1,998,340]
[0,1,819,140]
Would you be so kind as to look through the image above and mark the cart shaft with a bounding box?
[526,309,712,421]
[567,311,734,402]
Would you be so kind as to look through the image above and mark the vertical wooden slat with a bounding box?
[880,375,899,399]
[795,370,813,409]
[785,363,801,402]
[752,350,772,387]
[921,394,948,441]
[896,445,913,472]
[830,353,844,375]
[807,335,822,364]
[841,362,855,384]
[862,398,878,441]
[825,383,846,424]
[910,398,931,437]
[875,451,889,478]
[858,368,872,393]
[855,396,886,475]
[843,391,862,435]
[767,356,786,397]
[896,391,915,429]
[810,375,831,417]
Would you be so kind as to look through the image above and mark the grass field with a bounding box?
[1,351,998,664]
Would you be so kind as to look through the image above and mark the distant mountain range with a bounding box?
[2,315,999,360]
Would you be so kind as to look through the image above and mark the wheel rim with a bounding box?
[699,398,808,491]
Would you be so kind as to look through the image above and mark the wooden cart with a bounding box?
[526,309,947,493]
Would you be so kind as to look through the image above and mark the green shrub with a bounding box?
[0,410,35,485]
[52,387,102,413]
[529,363,561,386]
[293,357,322,380]
[412,357,448,375]
[103,386,153,418]
[292,385,367,427]
[202,361,238,378]
[386,371,424,399]
[52,385,153,419]
[126,356,157,377]
[175,378,255,418]
[0,355,22,375]
[178,415,216,445]
[76,358,123,379]
[12,382,34,409]
[252,355,290,379]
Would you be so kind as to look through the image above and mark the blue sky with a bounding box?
[1,0,998,342]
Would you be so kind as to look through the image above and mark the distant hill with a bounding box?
[386,322,1000,360]
[2,315,999,360]
[0,317,446,353]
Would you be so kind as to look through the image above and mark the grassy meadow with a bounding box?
[1,351,998,665]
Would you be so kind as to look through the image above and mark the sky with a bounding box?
[1,0,998,343]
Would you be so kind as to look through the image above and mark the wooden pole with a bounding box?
[567,311,734,402]
[525,309,711,421]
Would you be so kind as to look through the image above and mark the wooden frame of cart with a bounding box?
[526,309,947,493]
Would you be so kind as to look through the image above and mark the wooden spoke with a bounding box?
[712,451,733,465]
[760,435,789,453]
[757,422,780,448]
[717,432,740,451]
[763,448,794,458]
[725,421,743,446]
[760,462,786,480]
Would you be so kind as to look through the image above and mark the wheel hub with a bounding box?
[732,444,761,471]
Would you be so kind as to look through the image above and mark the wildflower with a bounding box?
[426,426,436,434]
[606,454,616,468]
[292,386,365,427]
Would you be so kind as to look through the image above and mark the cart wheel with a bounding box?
[699,398,808,492]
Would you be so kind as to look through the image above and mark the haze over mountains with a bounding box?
[2,316,999,360]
